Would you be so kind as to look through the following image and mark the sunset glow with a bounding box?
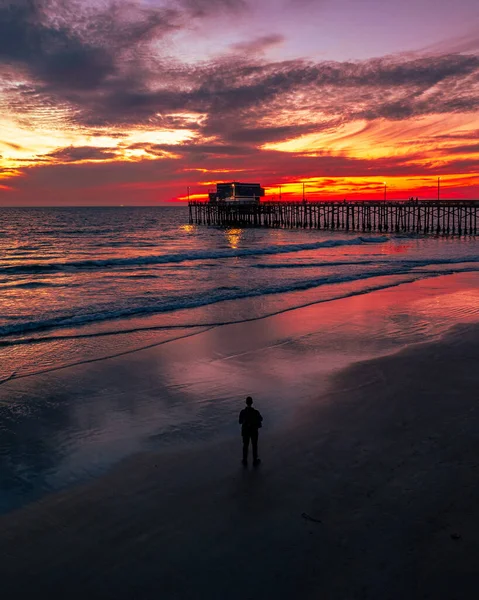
[0,0,478,205]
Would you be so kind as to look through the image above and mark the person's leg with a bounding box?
[251,431,259,461]
[242,433,250,462]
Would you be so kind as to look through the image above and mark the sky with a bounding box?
[0,0,478,205]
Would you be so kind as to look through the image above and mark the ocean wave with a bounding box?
[254,256,479,269]
[254,260,379,269]
[0,261,467,340]
[0,236,389,276]
[0,281,74,290]
[35,228,126,236]
[4,267,479,352]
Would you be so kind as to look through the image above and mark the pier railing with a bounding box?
[188,200,479,235]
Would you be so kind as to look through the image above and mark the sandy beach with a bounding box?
[2,295,479,599]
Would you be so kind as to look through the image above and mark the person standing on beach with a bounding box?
[239,396,263,466]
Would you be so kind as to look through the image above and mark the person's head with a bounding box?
[246,396,253,406]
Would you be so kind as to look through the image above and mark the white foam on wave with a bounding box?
[0,236,389,276]
[254,256,479,269]
[2,260,479,341]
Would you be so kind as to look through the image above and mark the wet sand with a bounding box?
[2,321,479,599]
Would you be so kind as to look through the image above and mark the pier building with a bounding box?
[208,182,265,204]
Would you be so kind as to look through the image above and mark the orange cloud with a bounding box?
[263,174,479,201]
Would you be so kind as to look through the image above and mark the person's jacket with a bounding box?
[239,406,263,434]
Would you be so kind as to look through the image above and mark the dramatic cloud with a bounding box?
[75,54,479,128]
[230,34,285,55]
[0,0,177,90]
[45,146,118,162]
[178,0,247,17]
[440,143,479,155]
[0,140,24,151]
[2,1,478,130]
[0,0,478,203]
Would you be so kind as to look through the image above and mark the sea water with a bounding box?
[1,206,479,378]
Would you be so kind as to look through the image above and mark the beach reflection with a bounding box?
[1,272,479,515]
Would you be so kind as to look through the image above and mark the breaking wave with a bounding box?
[2,260,478,340]
[0,236,389,276]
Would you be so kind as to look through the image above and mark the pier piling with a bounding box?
[188,200,479,236]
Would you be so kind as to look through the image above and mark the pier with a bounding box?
[188,200,479,235]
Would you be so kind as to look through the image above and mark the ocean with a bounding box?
[1,206,479,513]
[2,206,479,377]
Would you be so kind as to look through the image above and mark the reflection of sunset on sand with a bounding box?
[2,276,479,598]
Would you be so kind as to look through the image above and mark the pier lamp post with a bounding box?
[438,177,440,201]
[187,186,190,202]
[383,182,387,201]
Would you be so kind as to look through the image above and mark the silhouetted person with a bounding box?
[239,396,263,466]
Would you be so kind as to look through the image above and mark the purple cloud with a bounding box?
[45,146,118,162]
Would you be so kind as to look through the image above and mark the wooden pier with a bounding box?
[188,200,479,235]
